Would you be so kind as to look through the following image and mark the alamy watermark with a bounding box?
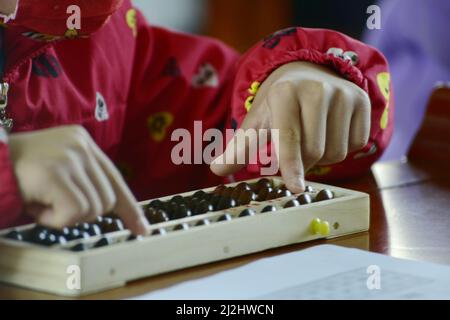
[366,5,382,30]
[66,265,81,291]
[171,121,280,176]
[367,265,382,290]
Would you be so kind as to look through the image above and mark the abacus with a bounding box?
[0,177,369,297]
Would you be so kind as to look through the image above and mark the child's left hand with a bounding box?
[211,61,371,193]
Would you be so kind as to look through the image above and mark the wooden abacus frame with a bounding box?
[0,177,370,297]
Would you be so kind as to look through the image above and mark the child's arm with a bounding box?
[214,28,393,190]
[122,16,392,198]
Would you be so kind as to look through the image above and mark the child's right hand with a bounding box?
[9,125,149,235]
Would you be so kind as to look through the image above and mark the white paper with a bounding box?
[132,245,450,300]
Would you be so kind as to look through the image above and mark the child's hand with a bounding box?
[211,61,371,193]
[9,126,149,235]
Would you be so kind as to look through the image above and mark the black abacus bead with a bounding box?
[152,228,167,236]
[217,214,233,222]
[239,209,257,218]
[170,195,185,205]
[305,186,314,193]
[171,204,192,220]
[297,193,313,205]
[316,189,335,202]
[253,178,272,193]
[261,205,278,213]
[173,223,190,231]
[210,194,222,208]
[94,237,113,248]
[78,223,102,237]
[5,230,23,241]
[147,209,170,224]
[195,219,211,226]
[193,190,207,199]
[71,243,87,252]
[101,218,125,233]
[217,197,237,210]
[127,235,144,242]
[194,200,214,215]
[284,199,301,208]
[148,199,165,210]
[279,189,293,198]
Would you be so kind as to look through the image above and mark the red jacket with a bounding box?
[0,1,393,228]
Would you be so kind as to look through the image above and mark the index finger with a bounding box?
[268,84,305,193]
[89,143,149,235]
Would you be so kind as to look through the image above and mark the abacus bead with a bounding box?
[239,209,257,218]
[127,235,144,242]
[30,225,48,240]
[238,190,257,205]
[230,187,242,200]
[217,213,233,222]
[316,189,335,202]
[267,189,280,200]
[297,193,313,205]
[217,197,237,210]
[152,228,167,236]
[94,237,112,248]
[195,219,211,226]
[236,182,251,192]
[284,199,301,208]
[201,193,213,202]
[184,197,196,210]
[222,187,233,198]
[5,230,23,241]
[172,205,192,220]
[210,194,222,208]
[166,202,179,216]
[149,199,165,210]
[256,187,273,201]
[194,200,214,215]
[31,228,49,244]
[279,189,293,198]
[193,190,207,199]
[78,223,102,237]
[213,185,226,195]
[173,223,190,231]
[253,178,272,192]
[146,209,170,224]
[261,205,278,213]
[232,183,251,199]
[71,243,87,252]
[101,218,125,233]
[170,195,185,205]
[305,186,314,193]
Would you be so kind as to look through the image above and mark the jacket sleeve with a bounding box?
[117,9,241,200]
[230,27,394,182]
[0,128,23,229]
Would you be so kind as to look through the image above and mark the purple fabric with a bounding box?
[364,0,450,161]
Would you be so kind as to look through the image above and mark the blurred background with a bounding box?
[133,0,373,50]
[133,0,450,163]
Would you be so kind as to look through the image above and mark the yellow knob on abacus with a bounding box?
[310,218,331,237]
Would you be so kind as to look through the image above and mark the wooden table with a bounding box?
[1,160,449,299]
